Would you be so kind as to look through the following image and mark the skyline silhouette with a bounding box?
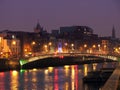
[0,0,120,37]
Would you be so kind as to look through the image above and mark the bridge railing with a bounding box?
[20,53,119,65]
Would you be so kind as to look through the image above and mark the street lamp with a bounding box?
[12,41,16,45]
[48,42,52,53]
[98,44,101,53]
[31,41,36,55]
[12,40,17,58]
[44,45,48,53]
[92,44,96,53]
[84,44,87,48]
[64,43,68,53]
[84,44,87,53]
[48,42,52,46]
[92,45,96,48]
[32,41,36,45]
[71,43,74,51]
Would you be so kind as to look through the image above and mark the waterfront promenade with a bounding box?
[102,63,120,90]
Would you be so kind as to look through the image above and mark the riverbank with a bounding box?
[0,56,118,72]
[0,58,20,72]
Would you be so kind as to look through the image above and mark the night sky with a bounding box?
[0,0,120,37]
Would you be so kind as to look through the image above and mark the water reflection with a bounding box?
[64,65,70,77]
[0,62,118,90]
[10,70,19,90]
[93,63,97,71]
[0,72,5,90]
[54,68,59,90]
[84,64,88,76]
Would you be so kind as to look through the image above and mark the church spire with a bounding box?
[34,20,43,33]
[112,25,116,38]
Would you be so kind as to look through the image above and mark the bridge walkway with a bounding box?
[21,53,118,65]
[102,63,120,90]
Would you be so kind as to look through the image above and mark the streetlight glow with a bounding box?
[12,41,16,45]
[32,41,36,45]
[84,44,87,48]
[48,42,52,46]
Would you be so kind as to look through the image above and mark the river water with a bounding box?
[0,62,118,90]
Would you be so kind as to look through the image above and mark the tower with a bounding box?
[112,26,116,38]
[34,21,43,33]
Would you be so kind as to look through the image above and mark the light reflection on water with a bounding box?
[0,62,118,90]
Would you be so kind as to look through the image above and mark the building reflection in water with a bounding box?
[64,65,70,77]
[48,67,54,73]
[44,68,54,90]
[64,65,70,90]
[10,70,19,90]
[31,69,37,89]
[0,72,5,90]
[54,68,59,90]
[64,82,69,90]
[71,65,78,90]
[84,64,88,76]
[93,63,97,71]
[0,62,118,90]
[44,69,49,90]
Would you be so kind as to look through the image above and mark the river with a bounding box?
[0,62,118,90]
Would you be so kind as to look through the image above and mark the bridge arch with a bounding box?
[19,53,118,69]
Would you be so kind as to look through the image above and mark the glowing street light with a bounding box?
[24,49,27,52]
[32,41,36,45]
[44,45,47,48]
[48,42,52,53]
[64,43,68,53]
[44,45,48,52]
[92,45,96,48]
[12,41,16,45]
[71,43,74,51]
[71,43,74,47]
[48,42,52,46]
[98,44,101,52]
[65,43,68,46]
[84,44,87,48]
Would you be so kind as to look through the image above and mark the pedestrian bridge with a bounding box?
[19,53,120,90]
[19,53,119,66]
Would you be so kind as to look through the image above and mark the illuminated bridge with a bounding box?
[19,53,120,90]
[19,53,119,69]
